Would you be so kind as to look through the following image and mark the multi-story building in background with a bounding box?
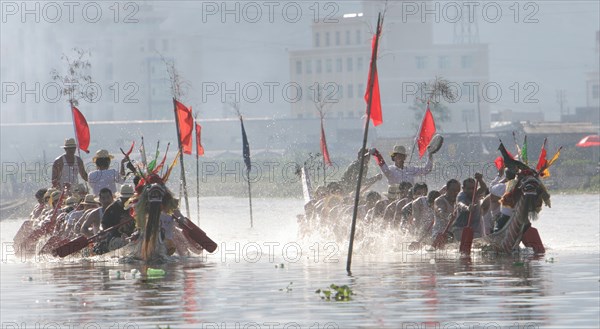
[289,0,490,140]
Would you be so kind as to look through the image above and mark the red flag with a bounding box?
[495,146,514,170]
[417,102,436,158]
[364,33,382,127]
[71,105,90,153]
[174,99,193,155]
[320,118,332,166]
[195,122,204,157]
[536,138,549,177]
[494,156,504,170]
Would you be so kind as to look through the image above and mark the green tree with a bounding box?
[50,48,94,106]
[409,78,456,131]
[410,99,451,131]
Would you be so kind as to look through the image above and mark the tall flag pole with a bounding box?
[320,115,333,185]
[347,13,383,275]
[173,98,193,218]
[240,115,253,228]
[195,119,204,225]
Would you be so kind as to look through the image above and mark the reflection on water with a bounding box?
[2,252,598,328]
[1,195,599,328]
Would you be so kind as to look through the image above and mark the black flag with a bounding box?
[241,117,251,171]
[499,140,532,173]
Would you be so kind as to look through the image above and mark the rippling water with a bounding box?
[1,194,598,328]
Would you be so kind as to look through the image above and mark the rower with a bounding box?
[92,185,136,254]
[491,169,517,233]
[371,145,434,186]
[88,149,127,196]
[69,194,100,236]
[452,174,487,240]
[51,138,88,191]
[30,188,47,220]
[79,188,114,237]
[432,179,461,240]
[339,148,382,194]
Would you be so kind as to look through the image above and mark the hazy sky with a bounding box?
[1,0,599,122]
[168,0,600,120]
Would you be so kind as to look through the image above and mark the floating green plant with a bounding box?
[315,284,354,301]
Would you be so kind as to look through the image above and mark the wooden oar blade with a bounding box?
[431,233,447,249]
[176,217,217,253]
[521,227,545,253]
[54,236,89,258]
[186,224,217,253]
[459,227,474,255]
[40,236,68,255]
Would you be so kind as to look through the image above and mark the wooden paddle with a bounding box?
[521,227,545,254]
[459,180,479,255]
[431,209,459,250]
[53,218,133,258]
[21,186,68,250]
[409,218,435,250]
[40,235,70,255]
[173,215,217,253]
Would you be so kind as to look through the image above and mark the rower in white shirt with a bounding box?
[371,145,434,185]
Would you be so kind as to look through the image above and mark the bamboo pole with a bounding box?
[347,13,382,275]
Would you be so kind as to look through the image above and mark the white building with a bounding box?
[289,0,490,139]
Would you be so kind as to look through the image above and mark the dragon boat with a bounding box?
[12,148,217,264]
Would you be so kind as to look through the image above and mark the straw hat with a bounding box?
[50,191,61,202]
[43,189,53,198]
[62,138,77,149]
[389,145,407,157]
[81,194,100,206]
[62,197,79,209]
[118,184,135,198]
[92,149,114,162]
[43,188,57,199]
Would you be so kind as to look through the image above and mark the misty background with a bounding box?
[1,0,599,199]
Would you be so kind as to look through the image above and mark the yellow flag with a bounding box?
[539,146,561,178]
[547,147,562,167]
[162,149,181,182]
